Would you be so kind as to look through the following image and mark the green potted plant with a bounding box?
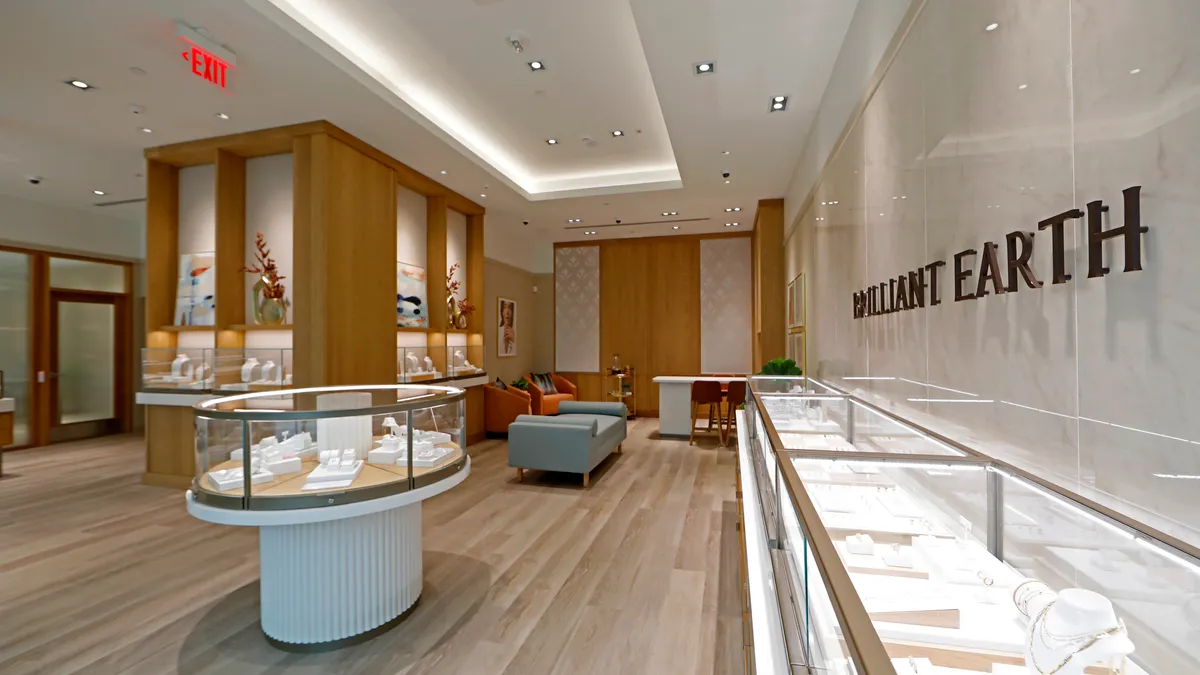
[510,376,530,391]
[757,358,802,392]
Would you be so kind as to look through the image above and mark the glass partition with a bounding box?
[0,250,30,445]
[741,379,1200,675]
[193,384,467,511]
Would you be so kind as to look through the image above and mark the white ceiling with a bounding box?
[0,0,859,267]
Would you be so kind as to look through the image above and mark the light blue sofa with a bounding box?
[508,401,628,487]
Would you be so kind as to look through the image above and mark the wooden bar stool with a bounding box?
[722,380,747,446]
[689,380,724,445]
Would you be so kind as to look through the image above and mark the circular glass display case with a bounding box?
[192,384,467,511]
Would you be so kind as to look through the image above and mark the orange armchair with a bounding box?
[527,373,578,415]
[484,384,532,435]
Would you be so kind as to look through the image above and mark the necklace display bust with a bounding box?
[241,358,260,383]
[1024,588,1133,675]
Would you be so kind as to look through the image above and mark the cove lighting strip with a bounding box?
[897,377,980,397]
[735,412,789,673]
[907,398,994,404]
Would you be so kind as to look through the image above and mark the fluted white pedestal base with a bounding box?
[259,503,422,647]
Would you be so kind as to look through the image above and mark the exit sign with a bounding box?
[175,21,236,92]
[181,39,232,90]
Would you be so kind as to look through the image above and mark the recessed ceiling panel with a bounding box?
[250,0,681,198]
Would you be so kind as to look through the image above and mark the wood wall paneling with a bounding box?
[647,238,700,412]
[600,240,650,409]
[556,373,605,403]
[465,385,485,446]
[215,150,247,335]
[426,197,448,332]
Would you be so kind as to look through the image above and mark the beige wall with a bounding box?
[484,258,539,385]
[532,273,554,374]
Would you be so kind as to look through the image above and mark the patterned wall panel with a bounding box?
[700,238,752,374]
[555,246,600,372]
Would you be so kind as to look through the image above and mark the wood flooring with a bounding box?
[0,419,743,675]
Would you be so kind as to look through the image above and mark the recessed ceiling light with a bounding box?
[440,170,447,175]
[986,22,999,31]
[139,127,152,133]
[1130,68,1141,75]
[546,138,558,145]
[480,193,487,198]
[672,226,680,230]
[821,201,827,205]
[724,180,730,184]
[725,207,741,212]
[1018,84,1028,90]
[695,61,715,75]
[612,130,624,137]
[669,211,678,216]
[584,231,597,235]
[770,95,789,112]
[67,79,92,90]
[216,112,230,120]
[568,218,582,223]
[528,61,545,71]
[93,190,105,195]
[721,150,730,155]
[725,223,739,227]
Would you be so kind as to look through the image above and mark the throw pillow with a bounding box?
[531,372,558,395]
[493,377,507,390]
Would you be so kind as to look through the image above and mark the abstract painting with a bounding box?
[498,297,516,357]
[174,252,216,326]
[397,262,428,328]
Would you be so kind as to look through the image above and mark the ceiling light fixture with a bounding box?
[567,218,582,223]
[584,231,597,235]
[440,170,447,175]
[528,61,545,71]
[724,180,730,184]
[721,150,730,155]
[1130,68,1141,75]
[93,190,105,195]
[216,112,230,120]
[725,207,741,212]
[546,138,558,145]
[480,193,487,198]
[1018,83,1028,90]
[725,223,739,227]
[986,22,999,31]
[612,130,624,137]
[67,79,92,90]
[695,61,715,75]
[139,127,152,133]
[672,226,680,230]
[770,95,789,112]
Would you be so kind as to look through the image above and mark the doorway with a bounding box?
[47,291,130,443]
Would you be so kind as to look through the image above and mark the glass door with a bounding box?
[49,291,127,442]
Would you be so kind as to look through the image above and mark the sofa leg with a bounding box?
[517,468,524,483]
[582,472,590,488]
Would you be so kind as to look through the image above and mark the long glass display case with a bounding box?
[395,345,484,383]
[192,384,466,510]
[739,376,1200,675]
[142,347,293,393]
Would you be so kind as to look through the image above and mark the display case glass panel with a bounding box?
[193,384,467,510]
[742,379,1199,675]
[212,347,292,391]
[142,347,214,391]
[396,346,484,383]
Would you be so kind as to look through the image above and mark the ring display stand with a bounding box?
[186,384,469,650]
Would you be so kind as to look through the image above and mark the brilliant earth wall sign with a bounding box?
[852,186,1148,319]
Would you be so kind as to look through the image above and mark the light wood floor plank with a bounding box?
[0,420,742,675]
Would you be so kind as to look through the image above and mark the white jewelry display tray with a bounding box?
[208,468,275,492]
[302,460,364,490]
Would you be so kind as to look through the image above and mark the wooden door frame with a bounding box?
[0,244,135,448]
[47,290,131,437]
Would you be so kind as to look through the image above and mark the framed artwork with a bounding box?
[498,297,516,357]
[397,262,428,328]
[174,252,216,326]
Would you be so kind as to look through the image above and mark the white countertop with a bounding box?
[0,398,13,413]
[653,376,748,383]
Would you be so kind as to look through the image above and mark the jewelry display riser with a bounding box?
[259,503,422,646]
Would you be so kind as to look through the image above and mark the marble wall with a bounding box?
[790,0,1200,547]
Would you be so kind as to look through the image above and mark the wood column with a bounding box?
[752,198,785,367]
[293,133,397,388]
[465,213,484,332]
[426,197,448,375]
[215,149,246,349]
[145,160,179,348]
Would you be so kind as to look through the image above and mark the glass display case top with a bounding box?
[193,384,467,511]
[142,347,293,393]
[396,345,484,383]
[743,379,1200,675]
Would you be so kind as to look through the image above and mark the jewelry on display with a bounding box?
[1029,601,1129,674]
